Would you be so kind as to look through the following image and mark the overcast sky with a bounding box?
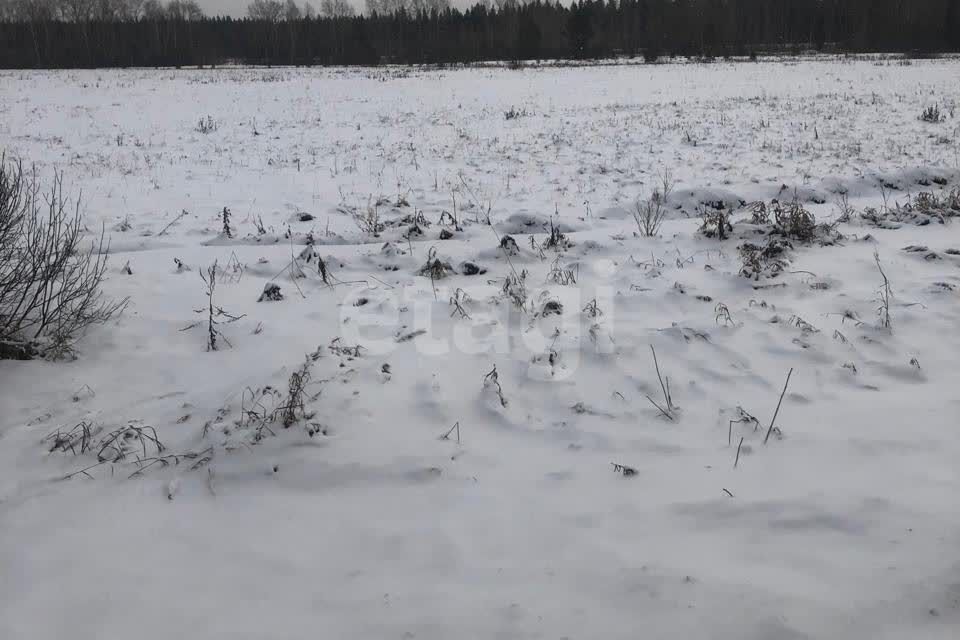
[197,0,284,17]
[196,0,330,18]
[196,0,475,18]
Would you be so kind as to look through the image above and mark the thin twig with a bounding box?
[158,209,189,236]
[645,395,674,421]
[440,421,461,444]
[651,345,669,407]
[763,368,794,445]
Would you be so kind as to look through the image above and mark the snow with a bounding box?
[2,58,960,639]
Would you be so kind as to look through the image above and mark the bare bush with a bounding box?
[633,193,667,237]
[0,158,126,359]
[698,205,732,240]
[543,216,572,250]
[835,192,855,223]
[738,239,790,280]
[772,199,816,242]
[353,199,383,236]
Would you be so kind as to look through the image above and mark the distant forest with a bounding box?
[1,0,959,68]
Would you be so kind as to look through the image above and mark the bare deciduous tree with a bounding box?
[322,0,354,17]
[247,0,283,21]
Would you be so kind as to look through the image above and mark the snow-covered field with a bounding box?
[2,58,960,639]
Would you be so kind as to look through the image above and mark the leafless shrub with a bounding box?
[543,217,572,250]
[860,188,960,227]
[772,199,817,242]
[236,357,319,442]
[738,239,790,280]
[353,198,383,236]
[633,193,667,237]
[698,205,732,240]
[835,192,855,223]
[748,201,770,225]
[0,158,127,360]
[657,169,675,204]
[240,385,281,441]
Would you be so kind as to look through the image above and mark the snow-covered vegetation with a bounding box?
[2,58,960,638]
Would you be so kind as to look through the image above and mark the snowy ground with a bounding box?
[2,58,960,639]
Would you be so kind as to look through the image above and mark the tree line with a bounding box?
[1,0,959,69]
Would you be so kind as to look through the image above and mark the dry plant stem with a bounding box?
[734,437,745,468]
[646,395,674,421]
[874,250,892,329]
[440,421,461,444]
[648,345,674,416]
[158,209,189,236]
[763,368,794,445]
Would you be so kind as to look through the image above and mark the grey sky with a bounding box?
[197,0,283,17]
[195,0,472,18]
